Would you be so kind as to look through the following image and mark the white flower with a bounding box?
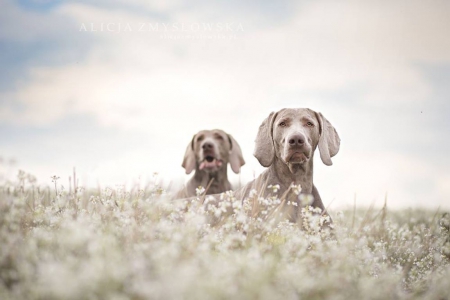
[196,186,206,196]
[298,193,314,206]
[267,184,280,193]
[290,184,302,195]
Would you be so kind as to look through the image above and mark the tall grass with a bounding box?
[1,170,449,299]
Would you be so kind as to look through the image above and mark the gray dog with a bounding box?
[174,129,245,199]
[235,108,340,221]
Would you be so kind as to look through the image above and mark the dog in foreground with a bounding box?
[235,108,340,222]
[174,129,245,198]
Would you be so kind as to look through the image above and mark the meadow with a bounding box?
[1,170,449,300]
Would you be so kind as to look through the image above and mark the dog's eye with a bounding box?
[214,134,224,140]
[306,122,314,127]
[279,121,287,127]
[196,136,204,142]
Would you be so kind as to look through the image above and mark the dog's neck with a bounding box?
[269,155,314,194]
[192,165,230,194]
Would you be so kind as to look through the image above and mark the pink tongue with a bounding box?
[199,160,222,170]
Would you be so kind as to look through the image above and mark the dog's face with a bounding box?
[182,129,245,174]
[272,108,320,167]
[254,108,340,170]
[192,130,231,173]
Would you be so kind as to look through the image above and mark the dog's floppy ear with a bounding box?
[315,112,340,166]
[182,135,196,174]
[254,111,278,167]
[227,134,245,174]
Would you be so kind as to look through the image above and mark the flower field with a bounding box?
[1,171,449,300]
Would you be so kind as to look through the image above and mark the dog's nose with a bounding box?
[202,142,214,150]
[288,134,305,146]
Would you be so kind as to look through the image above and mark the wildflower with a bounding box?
[312,206,322,214]
[439,213,450,230]
[232,200,242,209]
[290,183,302,195]
[298,193,314,206]
[249,189,258,198]
[236,213,247,224]
[27,174,37,184]
[204,195,215,205]
[267,184,280,193]
[320,215,331,226]
[196,186,205,196]
[18,170,26,180]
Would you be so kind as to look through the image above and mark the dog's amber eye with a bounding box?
[306,122,314,127]
[197,135,204,142]
[214,134,224,140]
[279,121,287,127]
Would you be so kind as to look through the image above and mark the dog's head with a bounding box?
[182,129,245,174]
[254,108,340,172]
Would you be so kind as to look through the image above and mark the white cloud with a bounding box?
[8,0,450,126]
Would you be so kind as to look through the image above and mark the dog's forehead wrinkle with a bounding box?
[196,129,223,137]
[201,131,214,138]
[276,108,311,123]
[199,129,229,144]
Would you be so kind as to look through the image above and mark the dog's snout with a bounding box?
[202,142,214,150]
[288,134,305,146]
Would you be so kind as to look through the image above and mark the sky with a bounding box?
[1,0,449,210]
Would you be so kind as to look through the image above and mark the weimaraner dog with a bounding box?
[174,129,245,199]
[235,108,340,221]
